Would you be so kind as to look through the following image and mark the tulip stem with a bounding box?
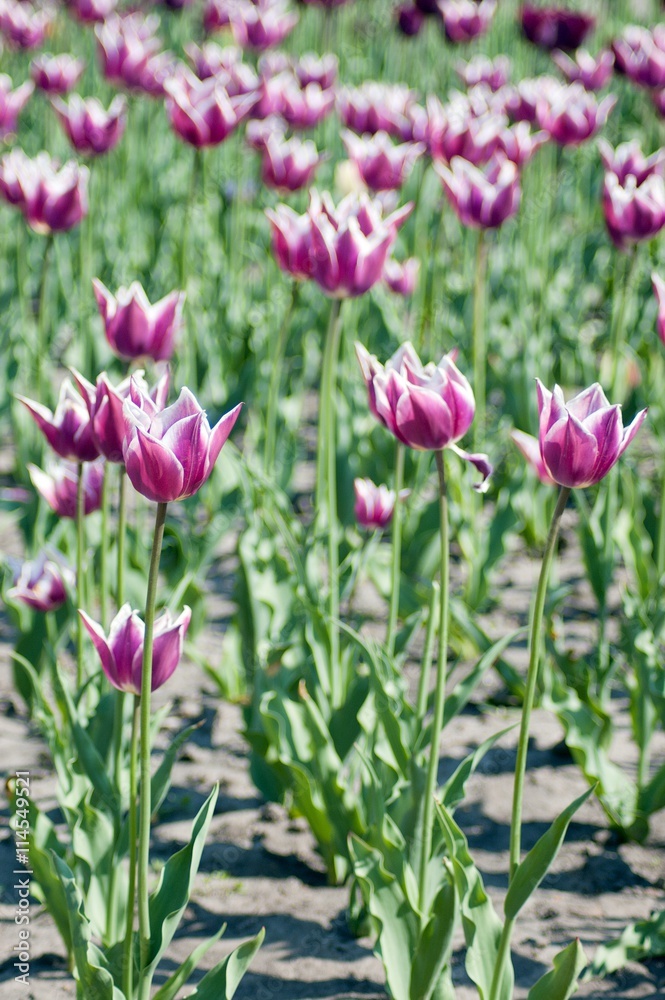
[386,442,405,657]
[416,581,439,726]
[417,204,444,354]
[265,282,299,474]
[321,299,343,707]
[76,462,85,689]
[609,246,639,400]
[488,486,570,1000]
[473,229,488,449]
[657,454,665,582]
[123,695,140,1000]
[117,467,127,607]
[100,466,109,631]
[418,450,449,915]
[36,235,54,405]
[137,501,168,1000]
[180,148,202,389]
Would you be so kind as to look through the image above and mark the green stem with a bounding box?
[417,205,444,354]
[123,696,140,1000]
[473,229,488,449]
[265,282,299,473]
[418,451,449,914]
[180,148,202,389]
[100,465,109,631]
[609,247,639,401]
[137,501,168,1000]
[76,461,85,689]
[386,443,405,657]
[657,453,665,582]
[416,581,439,726]
[597,470,617,689]
[117,467,127,607]
[489,485,570,1000]
[509,485,570,876]
[36,235,54,404]
[324,300,344,708]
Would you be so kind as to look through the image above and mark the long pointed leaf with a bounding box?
[527,939,587,1000]
[187,929,265,1000]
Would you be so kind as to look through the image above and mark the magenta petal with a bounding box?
[205,402,243,476]
[151,607,191,691]
[543,414,598,487]
[617,407,648,460]
[511,429,555,485]
[449,444,493,492]
[79,609,121,689]
[584,405,623,482]
[125,427,184,502]
[395,386,454,450]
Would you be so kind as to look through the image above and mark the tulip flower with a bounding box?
[383,256,420,296]
[95,14,174,97]
[511,429,556,485]
[0,149,88,234]
[52,94,127,157]
[295,53,338,90]
[31,53,85,95]
[435,154,520,230]
[18,379,99,462]
[0,74,33,140]
[531,381,646,488]
[653,273,665,345]
[80,603,191,694]
[246,114,285,151]
[438,0,496,44]
[260,134,323,192]
[426,98,506,166]
[67,0,118,23]
[0,0,54,50]
[229,0,298,52]
[342,130,425,192]
[7,549,75,612]
[121,382,242,503]
[537,82,615,146]
[93,279,185,362]
[503,75,561,124]
[72,368,169,463]
[280,80,335,130]
[396,4,424,36]
[185,42,259,94]
[338,82,419,139]
[456,55,510,92]
[602,170,665,250]
[165,70,255,147]
[28,458,105,518]
[497,121,548,167]
[520,4,595,51]
[354,478,400,531]
[598,138,665,185]
[551,48,614,91]
[356,341,492,488]
[612,25,665,91]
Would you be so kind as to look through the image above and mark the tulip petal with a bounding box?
[151,607,191,691]
[125,426,185,503]
[449,443,493,492]
[206,402,243,476]
[79,609,123,689]
[617,406,647,460]
[542,412,598,487]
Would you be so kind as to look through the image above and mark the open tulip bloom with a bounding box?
[93,279,185,362]
[80,603,191,694]
[356,341,492,489]
[18,379,100,462]
[0,74,34,140]
[72,368,169,463]
[52,94,128,157]
[28,458,105,518]
[7,549,75,612]
[514,381,647,489]
[0,149,89,234]
[122,381,242,503]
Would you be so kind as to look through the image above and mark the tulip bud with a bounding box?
[28,458,105,518]
[354,478,400,530]
[7,549,74,612]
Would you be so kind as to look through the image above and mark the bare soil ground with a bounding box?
[1,507,664,1000]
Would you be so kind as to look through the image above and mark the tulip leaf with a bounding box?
[146,785,219,972]
[51,854,124,1000]
[186,929,265,999]
[439,724,516,812]
[409,868,457,1000]
[152,923,227,1000]
[151,721,201,816]
[589,909,665,979]
[444,629,526,726]
[504,786,594,921]
[527,938,587,1000]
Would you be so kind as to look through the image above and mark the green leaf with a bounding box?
[187,929,265,999]
[146,785,219,973]
[527,939,587,1000]
[444,630,525,727]
[504,786,595,920]
[440,725,516,812]
[590,909,665,978]
[152,923,227,1000]
[151,722,200,816]
[409,869,457,1000]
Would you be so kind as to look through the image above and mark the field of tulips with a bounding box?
[1,0,665,997]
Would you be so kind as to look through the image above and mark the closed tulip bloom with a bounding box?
[427,101,506,166]
[435,154,520,229]
[31,53,85,95]
[18,379,99,462]
[72,368,169,463]
[397,4,424,36]
[185,42,259,94]
[93,279,185,362]
[28,458,105,518]
[598,138,665,186]
[338,82,419,139]
[456,55,510,92]
[122,382,242,503]
[7,549,74,612]
[354,478,399,530]
[652,273,665,345]
[602,170,665,250]
[383,256,420,296]
[295,52,337,90]
[265,202,316,279]
[511,428,556,485]
[0,148,88,233]
[79,603,191,694]
[535,380,646,488]
[96,14,174,97]
[521,5,595,51]
[52,94,127,157]
[612,26,665,91]
[356,341,492,486]
[537,82,615,145]
[261,134,323,192]
[230,0,298,52]
[67,0,118,24]
[503,75,561,124]
[0,74,33,139]
[551,48,614,91]
[497,121,548,167]
[281,80,335,130]
[165,70,255,147]
[0,0,54,50]
[342,129,425,192]
[439,0,496,45]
